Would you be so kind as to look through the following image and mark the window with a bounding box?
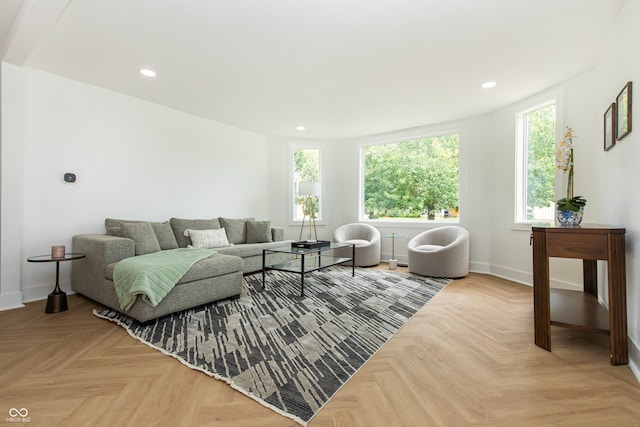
[361,133,459,222]
[292,147,321,222]
[515,101,556,223]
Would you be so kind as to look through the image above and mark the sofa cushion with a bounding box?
[170,218,221,248]
[105,253,243,284]
[105,218,178,250]
[219,217,254,244]
[106,226,125,237]
[151,221,179,250]
[246,220,273,243]
[120,222,161,255]
[184,228,230,249]
[105,218,141,237]
[214,241,290,258]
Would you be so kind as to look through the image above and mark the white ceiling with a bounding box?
[0,0,623,139]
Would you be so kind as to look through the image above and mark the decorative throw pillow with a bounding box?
[246,220,273,243]
[219,217,254,245]
[170,218,221,248]
[184,228,230,249]
[121,222,161,256]
[151,221,179,250]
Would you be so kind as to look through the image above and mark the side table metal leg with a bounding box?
[45,261,68,313]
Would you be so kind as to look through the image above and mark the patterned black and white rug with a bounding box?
[94,267,450,425]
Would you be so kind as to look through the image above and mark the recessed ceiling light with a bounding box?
[481,81,496,89]
[296,126,306,131]
[140,69,157,77]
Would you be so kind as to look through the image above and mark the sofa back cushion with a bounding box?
[105,218,178,250]
[170,218,221,248]
[246,220,273,243]
[219,217,254,245]
[120,222,161,255]
[150,222,179,250]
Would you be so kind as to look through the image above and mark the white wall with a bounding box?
[592,0,640,377]
[1,66,271,304]
[0,62,26,310]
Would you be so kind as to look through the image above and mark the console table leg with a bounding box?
[608,233,628,365]
[583,260,597,298]
[532,230,551,351]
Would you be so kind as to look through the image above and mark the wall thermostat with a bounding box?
[63,172,77,183]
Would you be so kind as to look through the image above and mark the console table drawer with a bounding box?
[547,233,607,259]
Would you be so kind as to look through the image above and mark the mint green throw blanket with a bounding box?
[114,248,216,311]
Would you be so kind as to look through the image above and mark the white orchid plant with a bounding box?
[555,127,587,212]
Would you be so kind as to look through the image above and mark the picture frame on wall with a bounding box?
[604,103,616,151]
[616,81,632,140]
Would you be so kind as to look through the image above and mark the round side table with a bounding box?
[27,253,86,313]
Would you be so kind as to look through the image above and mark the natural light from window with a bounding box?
[515,101,556,223]
[361,133,460,222]
[292,147,321,222]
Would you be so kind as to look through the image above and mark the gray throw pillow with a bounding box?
[219,217,254,244]
[170,218,221,248]
[151,221,179,250]
[121,222,161,255]
[246,220,273,243]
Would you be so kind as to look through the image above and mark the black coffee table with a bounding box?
[262,242,355,297]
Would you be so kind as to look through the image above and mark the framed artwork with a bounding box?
[604,103,616,151]
[616,81,632,140]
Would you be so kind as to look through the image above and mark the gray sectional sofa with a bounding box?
[71,217,293,322]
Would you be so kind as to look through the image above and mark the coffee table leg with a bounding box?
[352,244,355,276]
[262,250,266,290]
[300,254,305,297]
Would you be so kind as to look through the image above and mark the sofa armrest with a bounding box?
[271,227,285,242]
[71,234,135,302]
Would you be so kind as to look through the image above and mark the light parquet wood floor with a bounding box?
[1,268,639,426]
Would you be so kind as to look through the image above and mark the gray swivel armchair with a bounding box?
[333,223,381,267]
[407,226,469,278]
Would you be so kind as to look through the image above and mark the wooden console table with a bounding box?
[531,224,627,365]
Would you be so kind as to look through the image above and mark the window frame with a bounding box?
[358,128,462,225]
[288,143,324,225]
[515,99,556,224]
[514,94,562,226]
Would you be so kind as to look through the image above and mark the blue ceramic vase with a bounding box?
[556,207,584,225]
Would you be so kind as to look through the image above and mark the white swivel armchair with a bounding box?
[407,226,469,278]
[333,223,381,267]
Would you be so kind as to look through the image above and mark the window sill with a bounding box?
[360,219,460,229]
[511,221,552,232]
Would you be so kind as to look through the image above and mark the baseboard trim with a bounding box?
[628,337,640,383]
[21,282,75,304]
[0,291,25,311]
[487,263,583,291]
